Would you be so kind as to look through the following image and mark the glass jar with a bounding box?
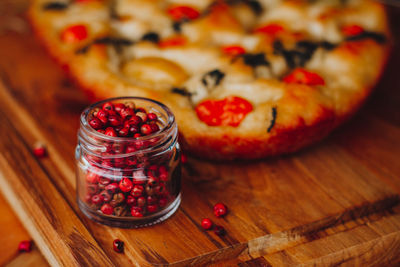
[75,97,181,228]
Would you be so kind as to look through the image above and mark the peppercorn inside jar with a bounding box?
[75,97,181,228]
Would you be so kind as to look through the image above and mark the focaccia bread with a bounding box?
[29,0,390,160]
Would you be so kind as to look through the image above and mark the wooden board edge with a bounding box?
[0,66,399,266]
[247,195,400,258]
[304,230,400,266]
[0,170,60,267]
[0,79,76,186]
[0,106,115,267]
[4,247,49,267]
[241,214,400,266]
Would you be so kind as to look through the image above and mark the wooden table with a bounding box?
[0,1,400,266]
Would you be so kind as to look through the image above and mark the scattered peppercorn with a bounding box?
[91,194,104,205]
[214,225,226,236]
[119,177,133,193]
[86,172,99,183]
[181,153,187,164]
[88,101,161,137]
[33,143,47,158]
[101,203,114,215]
[131,206,144,217]
[18,240,32,253]
[213,203,228,218]
[201,218,213,230]
[147,113,158,121]
[113,239,124,253]
[147,204,158,213]
[81,100,180,219]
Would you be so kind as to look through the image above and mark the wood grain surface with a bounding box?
[0,1,400,266]
[0,192,32,266]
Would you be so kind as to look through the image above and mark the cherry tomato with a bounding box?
[222,45,246,56]
[342,25,364,36]
[283,68,325,86]
[167,6,200,21]
[158,36,186,48]
[61,24,88,43]
[195,96,253,127]
[254,23,285,35]
[195,99,222,126]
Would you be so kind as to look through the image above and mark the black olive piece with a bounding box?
[172,22,182,33]
[171,87,192,97]
[241,53,270,67]
[225,0,239,4]
[172,18,190,33]
[109,0,119,20]
[225,0,263,15]
[296,41,318,64]
[42,2,68,10]
[296,41,318,51]
[96,37,134,54]
[282,50,309,69]
[141,32,160,43]
[319,41,336,50]
[281,50,294,69]
[276,39,337,69]
[281,43,317,69]
[75,45,90,54]
[201,69,225,88]
[346,31,386,44]
[246,0,263,15]
[366,32,386,43]
[273,40,284,55]
[75,37,133,55]
[94,37,134,46]
[267,107,277,133]
[296,41,318,61]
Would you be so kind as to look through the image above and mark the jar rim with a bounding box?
[80,96,175,143]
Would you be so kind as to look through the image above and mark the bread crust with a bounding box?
[28,0,390,160]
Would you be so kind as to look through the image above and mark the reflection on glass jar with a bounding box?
[75,97,181,228]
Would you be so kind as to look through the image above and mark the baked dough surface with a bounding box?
[29,0,390,159]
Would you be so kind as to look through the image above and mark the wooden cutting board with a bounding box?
[0,2,400,266]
